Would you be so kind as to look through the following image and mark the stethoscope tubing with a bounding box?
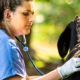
[5,17,44,75]
[15,36,44,75]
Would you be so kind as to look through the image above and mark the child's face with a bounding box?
[9,1,35,36]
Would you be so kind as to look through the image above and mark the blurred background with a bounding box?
[17,0,80,76]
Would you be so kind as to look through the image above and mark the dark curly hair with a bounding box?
[0,0,34,22]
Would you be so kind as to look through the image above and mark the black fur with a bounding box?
[57,16,80,80]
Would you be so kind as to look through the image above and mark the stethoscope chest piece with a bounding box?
[23,47,28,51]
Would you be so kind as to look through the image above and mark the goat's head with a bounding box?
[57,16,80,59]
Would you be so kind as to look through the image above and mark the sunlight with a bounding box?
[35,14,44,23]
[65,0,74,4]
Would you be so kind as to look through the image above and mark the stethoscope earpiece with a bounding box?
[8,14,11,17]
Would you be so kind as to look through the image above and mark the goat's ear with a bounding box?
[57,24,71,58]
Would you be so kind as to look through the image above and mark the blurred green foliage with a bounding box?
[31,0,80,43]
[34,0,80,26]
[30,0,80,64]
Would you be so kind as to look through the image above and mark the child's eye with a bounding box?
[23,13,29,16]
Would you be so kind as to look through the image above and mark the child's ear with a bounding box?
[4,9,12,20]
[57,23,71,58]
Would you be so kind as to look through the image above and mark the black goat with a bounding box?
[57,16,80,80]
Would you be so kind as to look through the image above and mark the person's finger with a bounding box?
[75,62,80,67]
[73,58,80,62]
[76,68,80,71]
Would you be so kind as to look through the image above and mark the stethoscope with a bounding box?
[5,16,44,76]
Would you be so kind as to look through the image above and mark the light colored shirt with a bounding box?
[0,29,27,80]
